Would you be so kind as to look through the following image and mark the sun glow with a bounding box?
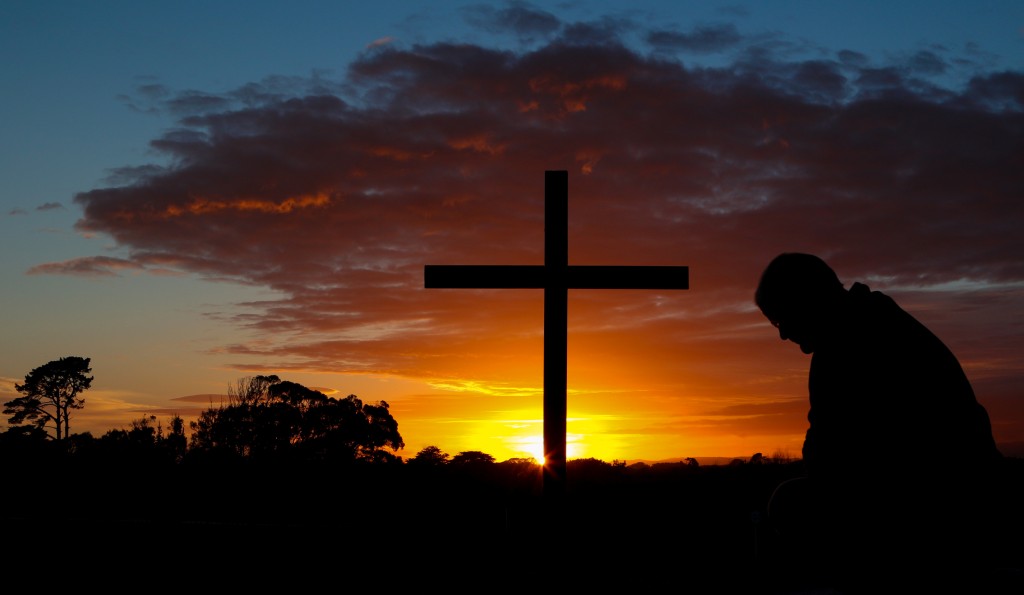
[523,435,545,465]
[518,434,588,465]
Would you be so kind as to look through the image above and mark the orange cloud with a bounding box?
[162,193,332,217]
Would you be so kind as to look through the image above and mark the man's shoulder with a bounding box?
[849,281,885,299]
[849,281,902,313]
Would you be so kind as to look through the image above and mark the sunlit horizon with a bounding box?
[7,368,808,462]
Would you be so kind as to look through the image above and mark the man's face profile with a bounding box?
[769,310,817,354]
[756,253,842,356]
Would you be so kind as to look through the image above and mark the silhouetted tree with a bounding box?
[0,425,53,463]
[164,414,187,463]
[352,397,404,459]
[501,457,540,466]
[64,431,97,458]
[4,356,93,441]
[188,375,404,463]
[450,450,496,465]
[1,424,51,442]
[91,414,187,467]
[130,415,159,442]
[568,458,614,471]
[188,376,301,459]
[496,456,541,474]
[568,457,616,481]
[408,445,449,466]
[229,374,281,406]
[767,449,795,464]
[98,417,156,454]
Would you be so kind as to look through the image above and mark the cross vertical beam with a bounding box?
[424,170,688,503]
[544,171,569,499]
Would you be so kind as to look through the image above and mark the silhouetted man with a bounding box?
[755,253,1005,590]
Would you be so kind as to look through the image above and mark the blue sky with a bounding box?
[2,1,1022,461]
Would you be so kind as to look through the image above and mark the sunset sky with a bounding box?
[2,1,1023,463]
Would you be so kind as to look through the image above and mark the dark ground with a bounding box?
[5,459,1023,593]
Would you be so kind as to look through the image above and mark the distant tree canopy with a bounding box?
[3,356,93,441]
[451,450,496,465]
[188,375,404,463]
[94,414,188,464]
[408,445,450,466]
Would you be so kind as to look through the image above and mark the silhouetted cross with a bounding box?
[424,170,689,501]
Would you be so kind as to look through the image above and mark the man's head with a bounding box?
[755,253,845,354]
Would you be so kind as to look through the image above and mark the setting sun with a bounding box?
[512,434,545,464]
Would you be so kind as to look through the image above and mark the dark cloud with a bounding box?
[647,23,742,53]
[837,49,869,67]
[462,0,562,42]
[909,50,949,76]
[117,80,172,114]
[48,19,1024,447]
[102,164,169,187]
[560,18,633,47]
[36,202,64,211]
[70,26,1024,309]
[164,90,233,116]
[964,71,1024,111]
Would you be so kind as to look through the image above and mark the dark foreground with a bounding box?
[5,458,1023,593]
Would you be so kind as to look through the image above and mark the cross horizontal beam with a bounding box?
[425,265,689,290]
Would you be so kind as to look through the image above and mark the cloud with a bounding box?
[462,1,562,42]
[367,36,396,50]
[36,202,64,211]
[27,256,145,277]
[172,393,229,404]
[909,50,949,76]
[647,23,743,53]
[38,15,1024,448]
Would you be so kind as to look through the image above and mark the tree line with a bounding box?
[2,356,417,464]
[0,355,527,471]
[0,355,578,468]
[1,355,796,471]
